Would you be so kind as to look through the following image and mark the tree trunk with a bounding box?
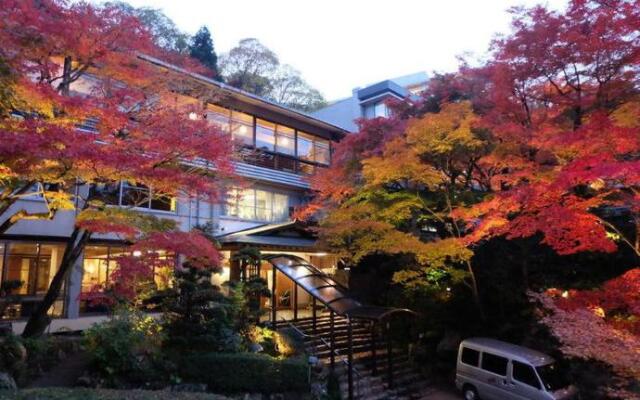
[58,56,73,96]
[22,227,90,338]
[465,260,486,322]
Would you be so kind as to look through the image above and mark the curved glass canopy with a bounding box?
[263,254,416,321]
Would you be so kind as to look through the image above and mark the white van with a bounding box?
[456,338,577,400]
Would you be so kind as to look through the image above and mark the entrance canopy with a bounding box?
[263,254,416,321]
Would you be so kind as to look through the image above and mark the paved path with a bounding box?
[420,388,461,399]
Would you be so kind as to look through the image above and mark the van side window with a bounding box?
[481,352,508,376]
[513,361,541,389]
[460,347,480,366]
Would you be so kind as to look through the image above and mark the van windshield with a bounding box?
[536,363,569,391]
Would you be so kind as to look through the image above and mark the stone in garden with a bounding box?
[0,372,17,390]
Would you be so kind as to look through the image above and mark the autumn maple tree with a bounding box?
[0,0,235,337]
[307,0,639,392]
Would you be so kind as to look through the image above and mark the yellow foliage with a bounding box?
[406,101,486,157]
[362,137,443,188]
[612,100,640,128]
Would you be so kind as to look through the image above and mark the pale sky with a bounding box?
[115,0,568,100]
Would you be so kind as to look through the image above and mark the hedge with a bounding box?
[0,388,230,400]
[180,353,309,393]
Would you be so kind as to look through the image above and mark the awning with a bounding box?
[263,254,417,322]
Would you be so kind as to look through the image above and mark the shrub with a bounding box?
[180,353,309,393]
[83,308,164,384]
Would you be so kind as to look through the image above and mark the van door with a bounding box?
[479,352,515,399]
[511,360,546,400]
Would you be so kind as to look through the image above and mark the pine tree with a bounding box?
[189,26,218,79]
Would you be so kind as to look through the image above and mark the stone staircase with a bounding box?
[277,315,434,400]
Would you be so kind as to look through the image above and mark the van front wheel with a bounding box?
[462,384,479,400]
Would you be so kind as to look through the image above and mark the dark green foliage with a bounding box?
[180,353,309,393]
[0,280,22,319]
[161,263,241,353]
[189,27,218,78]
[83,309,164,385]
[0,388,230,400]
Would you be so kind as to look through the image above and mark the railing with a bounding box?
[279,317,363,399]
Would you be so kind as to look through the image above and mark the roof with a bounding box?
[461,337,555,366]
[357,80,408,102]
[390,71,429,89]
[216,220,318,249]
[138,54,348,140]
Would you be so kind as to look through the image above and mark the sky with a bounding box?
[115,0,568,100]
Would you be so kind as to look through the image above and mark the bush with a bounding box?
[0,388,230,400]
[83,308,164,384]
[180,353,309,393]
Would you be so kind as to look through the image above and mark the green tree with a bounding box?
[189,26,219,79]
[220,38,326,111]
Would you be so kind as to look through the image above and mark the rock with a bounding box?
[248,342,264,353]
[0,372,17,390]
[171,383,208,392]
[75,375,94,387]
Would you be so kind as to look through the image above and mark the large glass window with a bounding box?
[314,139,331,165]
[256,119,275,151]
[297,132,314,161]
[206,104,231,134]
[255,189,273,221]
[224,188,290,222]
[81,246,123,293]
[3,243,64,296]
[92,182,176,212]
[275,125,295,156]
[231,111,254,146]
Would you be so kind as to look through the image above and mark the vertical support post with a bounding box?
[241,260,246,282]
[330,311,335,370]
[348,317,354,400]
[371,322,377,375]
[386,321,393,389]
[312,297,317,334]
[293,283,298,321]
[271,264,277,324]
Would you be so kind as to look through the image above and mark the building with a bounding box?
[0,54,346,327]
[312,72,429,132]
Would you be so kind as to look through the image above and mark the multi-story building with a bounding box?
[0,54,346,329]
[312,72,429,132]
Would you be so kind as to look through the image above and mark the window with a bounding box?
[224,188,290,222]
[231,111,254,146]
[91,182,121,205]
[92,182,176,212]
[256,119,275,151]
[374,102,388,117]
[481,352,508,376]
[513,361,541,389]
[81,246,125,293]
[297,132,314,161]
[314,139,331,165]
[206,104,231,133]
[255,189,273,221]
[275,125,295,155]
[3,243,64,296]
[460,347,480,367]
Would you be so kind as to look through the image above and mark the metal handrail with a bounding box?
[278,317,363,398]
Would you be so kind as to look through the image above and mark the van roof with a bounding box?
[461,337,554,366]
